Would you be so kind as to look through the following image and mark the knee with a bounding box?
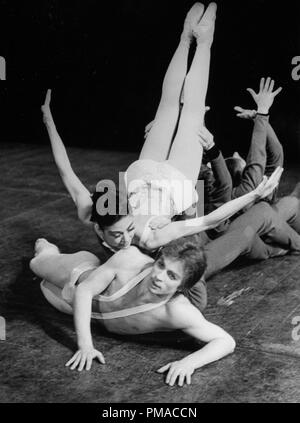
[29,256,39,275]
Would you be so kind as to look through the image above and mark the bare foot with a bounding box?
[182,3,205,42]
[34,238,60,257]
[192,2,217,45]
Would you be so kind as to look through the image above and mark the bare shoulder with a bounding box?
[110,246,150,265]
[165,294,205,330]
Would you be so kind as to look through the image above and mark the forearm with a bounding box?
[148,188,259,249]
[181,336,235,370]
[186,189,260,232]
[233,115,268,198]
[73,287,94,349]
[266,123,284,174]
[44,114,72,174]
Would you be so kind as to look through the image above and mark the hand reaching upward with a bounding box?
[246,77,282,114]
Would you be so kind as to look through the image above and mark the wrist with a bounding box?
[205,144,219,161]
[78,340,93,350]
[45,120,56,130]
[257,107,269,115]
[252,189,261,200]
[181,356,196,370]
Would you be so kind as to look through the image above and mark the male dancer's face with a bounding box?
[149,255,185,296]
[95,215,135,251]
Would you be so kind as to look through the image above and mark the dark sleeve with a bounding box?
[263,122,284,204]
[265,122,284,177]
[206,146,233,211]
[232,114,269,199]
[205,146,232,238]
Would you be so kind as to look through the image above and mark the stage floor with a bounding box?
[0,142,299,403]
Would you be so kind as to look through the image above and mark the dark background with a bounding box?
[0,0,300,160]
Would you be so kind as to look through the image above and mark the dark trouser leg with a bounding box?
[204,227,255,279]
[203,201,300,279]
[228,201,300,252]
[271,194,300,233]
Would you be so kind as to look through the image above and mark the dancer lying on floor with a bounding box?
[30,183,300,384]
[30,237,236,387]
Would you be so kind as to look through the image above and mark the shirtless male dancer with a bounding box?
[30,181,300,386]
[30,236,236,387]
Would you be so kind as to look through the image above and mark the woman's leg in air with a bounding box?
[139,3,204,162]
[167,3,217,186]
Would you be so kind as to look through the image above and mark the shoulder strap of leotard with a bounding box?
[91,293,173,320]
[96,264,153,303]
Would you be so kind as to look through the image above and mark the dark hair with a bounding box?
[225,157,243,187]
[159,235,207,291]
[90,188,129,230]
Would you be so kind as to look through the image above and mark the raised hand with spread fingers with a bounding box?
[246,77,282,115]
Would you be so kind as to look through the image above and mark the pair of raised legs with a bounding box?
[139,3,217,187]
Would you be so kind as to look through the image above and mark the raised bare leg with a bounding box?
[168,3,217,186]
[139,3,205,162]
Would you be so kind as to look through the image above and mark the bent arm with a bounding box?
[42,91,92,223]
[232,114,269,199]
[265,122,284,176]
[180,309,235,369]
[157,300,235,385]
[73,264,116,349]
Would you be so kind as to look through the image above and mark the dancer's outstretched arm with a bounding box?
[41,89,93,224]
[157,298,235,386]
[65,262,117,371]
[235,105,284,177]
[232,78,283,199]
[144,167,283,250]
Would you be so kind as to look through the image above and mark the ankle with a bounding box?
[180,33,192,45]
[195,36,213,48]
